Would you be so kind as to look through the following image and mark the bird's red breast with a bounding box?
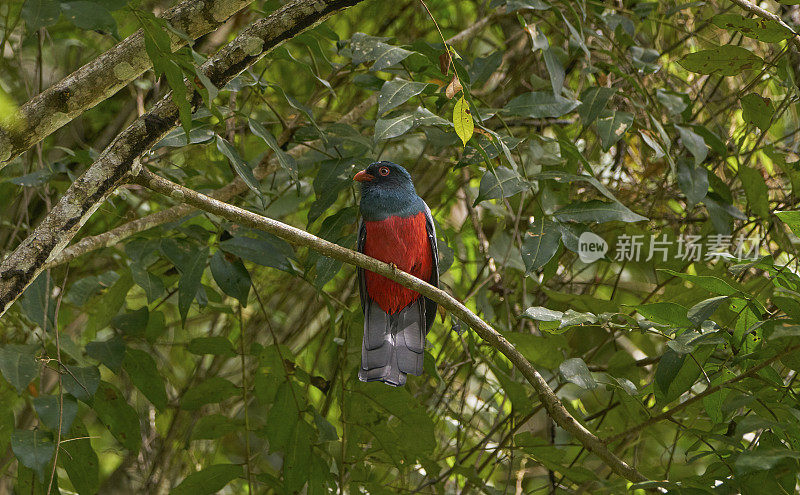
[363,212,433,314]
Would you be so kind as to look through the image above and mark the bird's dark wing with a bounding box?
[422,201,439,332]
[357,219,367,313]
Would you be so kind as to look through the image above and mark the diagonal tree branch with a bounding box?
[0,0,366,317]
[132,166,650,484]
[0,0,257,166]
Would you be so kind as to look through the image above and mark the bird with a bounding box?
[354,161,438,386]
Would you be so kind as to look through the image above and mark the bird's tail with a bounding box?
[359,298,427,387]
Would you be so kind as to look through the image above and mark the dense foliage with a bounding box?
[4,0,800,492]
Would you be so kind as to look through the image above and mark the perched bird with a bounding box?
[354,161,438,386]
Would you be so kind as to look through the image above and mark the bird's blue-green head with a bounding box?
[354,161,424,221]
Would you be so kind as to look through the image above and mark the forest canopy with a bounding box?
[2,0,800,493]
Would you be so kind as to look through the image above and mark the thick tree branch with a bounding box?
[0,0,366,316]
[132,167,649,483]
[0,0,257,166]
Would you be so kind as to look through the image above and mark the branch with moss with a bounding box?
[0,0,258,165]
[132,166,650,484]
[0,0,367,317]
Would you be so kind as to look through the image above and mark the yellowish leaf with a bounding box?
[453,96,474,147]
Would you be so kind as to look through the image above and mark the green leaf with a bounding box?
[216,135,261,199]
[676,160,708,208]
[596,110,633,151]
[32,395,78,433]
[86,336,126,372]
[502,91,580,118]
[635,302,692,327]
[92,381,141,453]
[488,362,531,414]
[702,371,733,424]
[22,0,61,31]
[0,344,39,394]
[639,130,665,159]
[248,119,297,179]
[542,47,564,94]
[687,295,728,324]
[558,309,598,328]
[577,87,616,125]
[86,270,133,337]
[145,310,167,343]
[61,420,99,494]
[11,429,54,481]
[178,247,208,326]
[559,358,597,390]
[265,380,299,451]
[209,251,251,307]
[172,464,243,495]
[111,307,149,337]
[656,89,689,116]
[377,78,429,115]
[521,306,563,322]
[20,273,55,332]
[777,210,800,240]
[355,383,436,456]
[675,125,708,166]
[374,106,451,141]
[181,377,239,410]
[154,126,215,149]
[62,365,100,401]
[658,269,740,296]
[654,346,713,403]
[349,32,413,71]
[552,200,648,223]
[130,264,166,304]
[220,235,292,271]
[61,1,117,36]
[740,93,774,132]
[739,164,769,218]
[187,337,236,357]
[678,45,763,76]
[15,463,58,494]
[191,414,241,440]
[474,167,526,205]
[123,349,168,410]
[313,411,338,442]
[529,171,622,204]
[521,218,560,273]
[468,51,502,86]
[285,420,314,492]
[502,333,564,370]
[453,96,473,147]
[712,13,793,43]
[0,408,12,454]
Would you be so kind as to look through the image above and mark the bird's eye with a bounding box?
[379,166,390,176]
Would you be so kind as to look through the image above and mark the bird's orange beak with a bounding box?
[354,170,374,182]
